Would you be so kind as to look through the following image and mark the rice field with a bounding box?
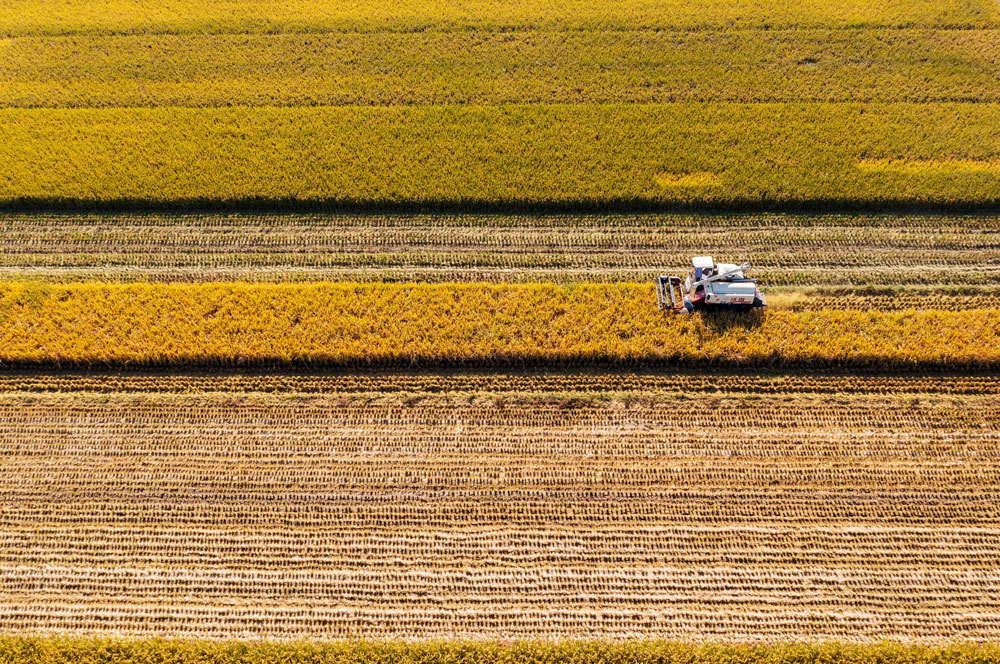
[4,31,1000,108]
[0,213,996,287]
[1,388,999,640]
[3,640,999,664]
[2,0,1000,210]
[3,104,1000,208]
[2,0,1000,654]
[0,282,997,368]
[4,0,996,36]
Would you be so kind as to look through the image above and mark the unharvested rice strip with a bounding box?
[0,640,995,664]
[3,267,999,290]
[0,282,997,369]
[3,104,1000,209]
[0,370,994,395]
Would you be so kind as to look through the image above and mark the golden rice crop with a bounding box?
[0,638,997,664]
[2,104,1000,208]
[4,30,999,107]
[0,212,989,229]
[3,0,995,36]
[858,158,1000,175]
[0,282,996,368]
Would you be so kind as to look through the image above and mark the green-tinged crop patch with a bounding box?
[2,104,999,209]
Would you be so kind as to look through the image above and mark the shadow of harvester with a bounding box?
[698,307,766,334]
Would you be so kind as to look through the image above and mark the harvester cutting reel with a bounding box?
[656,256,767,313]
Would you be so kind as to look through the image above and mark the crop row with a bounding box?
[5,30,1000,107]
[3,223,997,251]
[3,104,1000,208]
[0,282,996,368]
[11,251,994,267]
[3,397,997,477]
[0,393,998,639]
[0,369,996,395]
[2,598,998,640]
[7,493,995,527]
[2,252,1000,278]
[5,0,995,37]
[4,213,993,229]
[4,267,997,290]
[8,523,1000,568]
[7,390,1000,426]
[3,371,1000,397]
[6,567,999,605]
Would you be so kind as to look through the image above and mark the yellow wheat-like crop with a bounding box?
[0,282,995,368]
[2,104,1000,207]
[0,637,997,664]
[655,172,723,188]
[4,32,1000,109]
[857,158,1000,175]
[2,0,994,36]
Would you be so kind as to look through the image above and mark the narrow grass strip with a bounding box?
[1,638,999,664]
[0,282,996,369]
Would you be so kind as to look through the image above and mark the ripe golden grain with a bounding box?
[0,282,996,368]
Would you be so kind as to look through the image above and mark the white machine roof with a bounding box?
[692,256,714,269]
[709,281,757,296]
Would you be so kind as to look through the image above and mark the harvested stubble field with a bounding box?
[1,389,1000,640]
[0,213,998,291]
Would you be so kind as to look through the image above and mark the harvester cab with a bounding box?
[656,256,766,313]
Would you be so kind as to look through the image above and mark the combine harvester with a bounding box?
[656,256,767,313]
